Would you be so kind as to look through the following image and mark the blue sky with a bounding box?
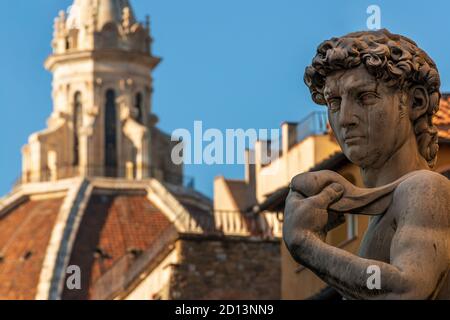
[1,0,450,197]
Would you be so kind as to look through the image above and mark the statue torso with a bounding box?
[357,175,450,299]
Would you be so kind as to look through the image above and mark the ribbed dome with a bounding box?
[66,0,136,30]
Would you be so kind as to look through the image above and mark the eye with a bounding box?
[327,97,341,112]
[359,92,379,105]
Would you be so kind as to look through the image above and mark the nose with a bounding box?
[338,98,358,129]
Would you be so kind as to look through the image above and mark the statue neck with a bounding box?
[361,134,430,188]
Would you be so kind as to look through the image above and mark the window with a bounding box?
[73,92,82,166]
[135,92,143,124]
[104,89,118,177]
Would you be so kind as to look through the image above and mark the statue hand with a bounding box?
[283,182,344,249]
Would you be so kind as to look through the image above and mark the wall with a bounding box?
[169,237,281,300]
[124,249,178,300]
[213,177,240,212]
[256,135,340,202]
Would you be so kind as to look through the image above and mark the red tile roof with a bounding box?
[436,94,450,139]
[61,193,173,300]
[0,197,64,300]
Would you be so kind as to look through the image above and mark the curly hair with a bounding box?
[304,29,441,168]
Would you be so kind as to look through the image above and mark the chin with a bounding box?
[343,146,369,166]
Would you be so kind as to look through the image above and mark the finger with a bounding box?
[309,183,344,209]
[286,189,305,202]
[290,173,308,194]
[285,190,304,210]
[284,190,305,218]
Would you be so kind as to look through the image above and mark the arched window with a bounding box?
[104,89,118,177]
[135,92,143,124]
[73,92,82,166]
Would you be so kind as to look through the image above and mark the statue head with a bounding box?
[304,29,441,168]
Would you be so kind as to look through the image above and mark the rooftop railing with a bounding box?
[297,111,329,143]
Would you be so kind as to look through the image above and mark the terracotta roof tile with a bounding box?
[0,197,64,300]
[436,94,450,139]
[61,193,173,300]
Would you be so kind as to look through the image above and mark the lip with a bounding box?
[344,136,365,145]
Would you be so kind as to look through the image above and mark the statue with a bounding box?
[283,29,450,299]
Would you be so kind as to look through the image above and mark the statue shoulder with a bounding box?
[394,170,450,219]
[397,170,450,192]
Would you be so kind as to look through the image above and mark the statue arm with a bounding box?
[284,174,449,300]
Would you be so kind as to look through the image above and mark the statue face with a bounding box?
[324,65,412,169]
